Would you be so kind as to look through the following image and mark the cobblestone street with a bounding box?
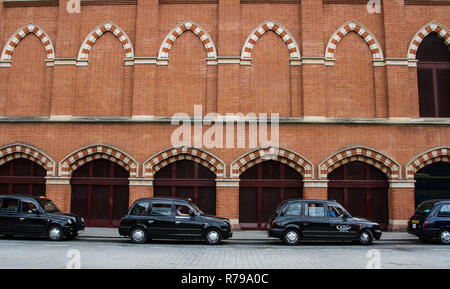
[0,232,449,269]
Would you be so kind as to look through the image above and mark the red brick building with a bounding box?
[0,0,449,231]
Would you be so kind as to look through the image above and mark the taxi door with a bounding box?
[327,205,358,239]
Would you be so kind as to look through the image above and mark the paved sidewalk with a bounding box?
[81,227,416,241]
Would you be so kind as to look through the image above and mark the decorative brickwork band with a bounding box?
[325,20,384,61]
[407,21,450,60]
[241,20,301,60]
[230,147,313,180]
[59,144,138,178]
[1,23,55,62]
[143,146,225,178]
[158,20,217,60]
[405,146,449,180]
[319,146,400,180]
[77,21,134,61]
[0,143,56,176]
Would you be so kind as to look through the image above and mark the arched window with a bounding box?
[415,162,450,208]
[0,159,46,196]
[417,33,450,117]
[154,160,216,215]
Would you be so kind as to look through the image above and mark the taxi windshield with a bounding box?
[36,198,60,213]
[189,202,205,215]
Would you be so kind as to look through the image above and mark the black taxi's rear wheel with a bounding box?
[438,229,450,245]
[130,227,147,244]
[283,229,301,246]
[358,229,374,245]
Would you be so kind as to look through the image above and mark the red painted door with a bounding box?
[328,161,389,230]
[70,159,129,227]
[239,160,303,230]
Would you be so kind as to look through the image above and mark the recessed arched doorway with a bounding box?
[70,159,129,227]
[239,160,303,230]
[153,160,216,215]
[414,161,450,208]
[328,161,389,230]
[0,158,46,196]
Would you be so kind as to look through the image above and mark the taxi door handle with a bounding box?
[175,221,181,224]
[148,220,154,224]
[19,217,25,221]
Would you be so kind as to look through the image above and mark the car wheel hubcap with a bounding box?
[441,231,450,243]
[133,229,145,242]
[286,231,298,243]
[49,228,61,240]
[207,231,219,243]
[360,232,369,243]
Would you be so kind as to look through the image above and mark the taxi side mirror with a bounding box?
[189,210,196,217]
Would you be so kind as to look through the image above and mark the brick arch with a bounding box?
[158,20,217,60]
[319,146,400,180]
[230,147,313,180]
[241,20,300,60]
[1,23,55,62]
[0,143,56,176]
[59,144,138,178]
[325,20,383,61]
[408,21,450,60]
[406,146,450,180]
[77,21,134,61]
[143,146,225,179]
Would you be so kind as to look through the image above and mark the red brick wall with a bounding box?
[0,1,449,230]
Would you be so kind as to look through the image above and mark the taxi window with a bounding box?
[130,201,150,215]
[175,204,191,217]
[328,205,345,218]
[439,204,450,217]
[284,203,303,216]
[21,200,38,214]
[149,203,172,217]
[307,203,326,217]
[0,198,19,213]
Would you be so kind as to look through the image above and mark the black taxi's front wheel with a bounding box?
[47,225,64,241]
[358,229,374,245]
[205,228,222,245]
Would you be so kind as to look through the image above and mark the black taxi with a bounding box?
[407,199,450,244]
[0,195,85,241]
[119,197,232,245]
[267,199,382,245]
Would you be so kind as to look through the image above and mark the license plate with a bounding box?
[411,219,420,224]
[412,224,416,229]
